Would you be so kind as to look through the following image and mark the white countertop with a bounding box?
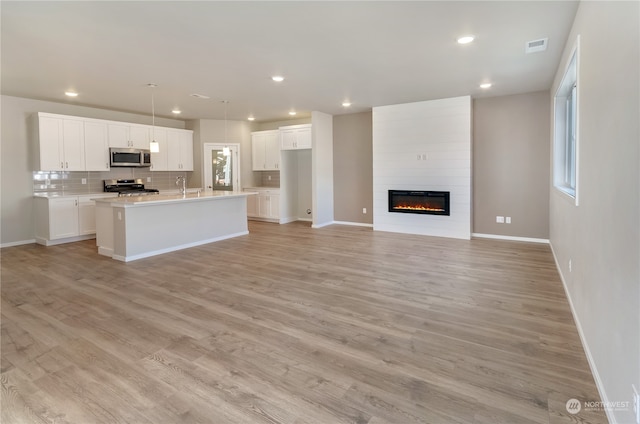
[243,186,280,191]
[94,190,256,207]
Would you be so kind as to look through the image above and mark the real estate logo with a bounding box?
[566,398,582,414]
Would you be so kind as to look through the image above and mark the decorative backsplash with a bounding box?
[259,171,280,188]
[33,169,191,195]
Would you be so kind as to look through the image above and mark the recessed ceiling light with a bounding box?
[480,83,492,89]
[342,101,352,107]
[248,116,255,121]
[289,111,297,116]
[172,109,181,114]
[272,76,285,82]
[457,35,475,44]
[65,91,78,97]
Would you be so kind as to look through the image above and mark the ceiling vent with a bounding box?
[526,38,548,54]
[190,93,210,99]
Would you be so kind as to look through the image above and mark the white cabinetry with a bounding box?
[33,113,194,172]
[251,130,280,171]
[34,114,86,171]
[244,188,280,221]
[34,194,117,245]
[48,197,79,240]
[280,124,311,150]
[108,123,149,149]
[167,129,194,171]
[84,121,110,171]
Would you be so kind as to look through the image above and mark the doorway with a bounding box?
[203,143,240,191]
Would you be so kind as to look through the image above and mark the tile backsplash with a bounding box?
[259,171,280,188]
[33,169,192,195]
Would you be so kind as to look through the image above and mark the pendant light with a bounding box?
[148,83,160,153]
[222,100,230,156]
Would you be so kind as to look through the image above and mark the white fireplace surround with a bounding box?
[372,96,472,239]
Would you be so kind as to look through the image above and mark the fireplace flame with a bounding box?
[394,205,445,212]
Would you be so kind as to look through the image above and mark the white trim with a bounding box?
[35,234,95,246]
[1,239,36,248]
[112,231,249,262]
[549,242,615,424]
[472,233,549,244]
[333,220,374,228]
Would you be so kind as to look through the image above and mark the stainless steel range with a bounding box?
[104,179,160,197]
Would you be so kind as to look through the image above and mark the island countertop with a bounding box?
[93,190,256,207]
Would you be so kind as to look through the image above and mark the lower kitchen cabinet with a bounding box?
[34,194,117,245]
[244,188,280,222]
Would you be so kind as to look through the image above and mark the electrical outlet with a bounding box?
[505,216,511,224]
[633,384,639,424]
[81,178,87,185]
[362,208,367,214]
[146,177,151,182]
[496,216,504,223]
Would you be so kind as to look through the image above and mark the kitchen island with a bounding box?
[94,191,255,262]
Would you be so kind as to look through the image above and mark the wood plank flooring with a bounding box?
[1,221,607,423]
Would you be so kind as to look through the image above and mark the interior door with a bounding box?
[204,143,240,191]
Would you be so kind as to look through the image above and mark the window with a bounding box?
[553,38,579,202]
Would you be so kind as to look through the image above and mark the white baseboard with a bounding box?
[333,220,374,228]
[472,233,549,244]
[0,239,36,248]
[113,231,249,262]
[311,221,335,229]
[549,243,616,424]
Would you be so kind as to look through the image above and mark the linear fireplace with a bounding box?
[388,190,450,216]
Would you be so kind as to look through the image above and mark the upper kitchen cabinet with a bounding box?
[149,128,168,171]
[108,123,150,149]
[84,120,110,171]
[166,129,194,171]
[252,130,280,171]
[33,113,85,171]
[280,124,311,150]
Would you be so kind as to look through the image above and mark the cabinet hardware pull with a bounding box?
[66,162,69,168]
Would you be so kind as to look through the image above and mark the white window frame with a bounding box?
[553,35,580,205]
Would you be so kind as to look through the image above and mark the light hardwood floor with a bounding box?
[1,221,607,424]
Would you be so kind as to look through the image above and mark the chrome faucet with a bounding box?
[176,176,186,195]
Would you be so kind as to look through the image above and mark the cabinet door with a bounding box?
[62,120,85,170]
[39,116,64,170]
[281,130,296,150]
[268,194,280,219]
[78,198,96,235]
[129,125,150,149]
[84,121,109,171]
[108,123,130,147]
[246,192,258,217]
[167,130,182,171]
[264,133,280,170]
[252,134,267,171]
[180,132,194,171]
[295,127,312,149]
[258,193,270,218]
[150,128,168,171]
[49,198,79,239]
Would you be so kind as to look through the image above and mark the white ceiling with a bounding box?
[1,1,578,122]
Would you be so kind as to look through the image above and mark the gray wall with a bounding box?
[333,112,373,224]
[473,92,550,239]
[1,95,185,246]
[549,2,639,423]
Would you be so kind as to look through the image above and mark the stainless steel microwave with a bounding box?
[109,148,151,167]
